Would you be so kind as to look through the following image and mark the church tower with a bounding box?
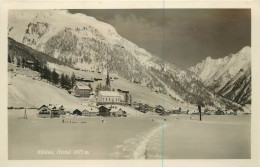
[105,48,111,91]
[106,70,111,90]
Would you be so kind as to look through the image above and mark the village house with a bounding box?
[110,108,127,117]
[38,104,65,118]
[82,108,98,117]
[72,109,82,115]
[38,105,51,118]
[89,110,98,117]
[51,105,65,117]
[82,109,89,117]
[74,85,92,97]
[97,91,122,105]
[98,105,111,117]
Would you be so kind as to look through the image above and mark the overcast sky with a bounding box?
[69,9,251,68]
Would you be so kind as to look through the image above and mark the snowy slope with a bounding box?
[190,47,251,105]
[8,9,244,110]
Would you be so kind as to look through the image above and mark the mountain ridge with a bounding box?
[190,46,251,105]
[8,9,245,110]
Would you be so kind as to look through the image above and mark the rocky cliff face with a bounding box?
[190,47,251,105]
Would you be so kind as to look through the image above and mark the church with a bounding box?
[97,91,122,105]
[96,71,124,105]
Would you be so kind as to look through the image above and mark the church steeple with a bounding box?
[106,70,110,87]
[105,48,111,91]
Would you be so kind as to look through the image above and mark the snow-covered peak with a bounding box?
[9,10,121,44]
[190,46,251,84]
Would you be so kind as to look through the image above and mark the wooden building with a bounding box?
[73,109,82,115]
[38,104,65,118]
[51,105,65,117]
[74,85,92,97]
[82,109,98,117]
[38,105,51,118]
[110,108,127,117]
[98,106,111,117]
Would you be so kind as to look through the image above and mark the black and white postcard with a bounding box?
[0,1,260,167]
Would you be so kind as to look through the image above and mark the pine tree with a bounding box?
[65,74,71,89]
[60,73,66,88]
[71,72,76,87]
[52,69,59,85]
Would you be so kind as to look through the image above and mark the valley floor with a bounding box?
[9,109,251,159]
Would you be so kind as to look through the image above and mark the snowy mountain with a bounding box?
[8,9,244,110]
[190,47,251,105]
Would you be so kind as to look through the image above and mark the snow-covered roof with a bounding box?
[110,110,117,113]
[76,85,91,90]
[99,91,121,97]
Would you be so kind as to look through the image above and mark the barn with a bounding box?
[98,106,111,117]
[73,109,82,116]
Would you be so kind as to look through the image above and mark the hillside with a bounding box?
[8,9,245,110]
[190,46,251,105]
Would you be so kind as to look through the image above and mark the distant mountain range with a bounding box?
[190,47,251,105]
[8,9,247,111]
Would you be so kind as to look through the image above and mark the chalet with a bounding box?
[38,105,51,118]
[98,106,111,117]
[97,91,122,105]
[117,109,127,117]
[73,109,82,115]
[74,85,92,97]
[51,105,65,117]
[82,109,89,116]
[110,109,127,117]
[38,104,65,118]
[82,108,98,117]
[89,110,98,117]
